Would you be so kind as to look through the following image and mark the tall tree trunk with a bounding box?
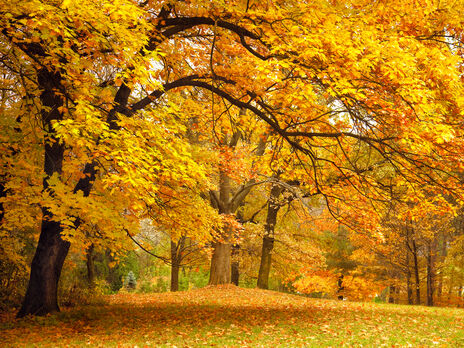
[257,183,282,289]
[412,239,421,305]
[437,235,447,301]
[86,244,95,288]
[257,236,274,289]
[0,180,5,223]
[208,131,265,285]
[18,80,129,317]
[170,240,180,292]
[209,169,233,285]
[406,259,413,305]
[405,227,413,305]
[18,69,69,317]
[426,242,435,306]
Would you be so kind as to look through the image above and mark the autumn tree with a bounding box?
[3,0,464,316]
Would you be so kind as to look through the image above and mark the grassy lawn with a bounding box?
[1,285,463,347]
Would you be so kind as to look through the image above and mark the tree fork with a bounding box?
[257,181,283,289]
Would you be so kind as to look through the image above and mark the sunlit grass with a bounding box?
[1,285,463,347]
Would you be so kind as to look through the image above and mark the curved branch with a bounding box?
[148,16,271,60]
[125,228,170,263]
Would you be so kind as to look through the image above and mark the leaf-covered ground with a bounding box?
[1,285,463,347]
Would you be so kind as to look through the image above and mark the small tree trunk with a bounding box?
[405,225,413,304]
[426,242,435,306]
[257,183,282,289]
[406,268,413,304]
[257,236,275,289]
[170,240,180,292]
[337,275,345,300]
[388,285,396,304]
[231,262,239,286]
[86,244,95,288]
[231,244,240,286]
[170,264,180,292]
[0,180,5,223]
[412,240,421,305]
[437,235,447,301]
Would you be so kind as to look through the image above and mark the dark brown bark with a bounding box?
[170,240,180,292]
[17,68,69,318]
[337,275,345,300]
[406,258,413,305]
[426,242,435,306]
[231,261,239,286]
[405,227,413,305]
[412,239,421,305]
[0,180,5,223]
[231,244,240,286]
[170,264,180,292]
[257,183,282,289]
[18,76,132,317]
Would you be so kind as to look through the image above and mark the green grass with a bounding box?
[1,286,463,347]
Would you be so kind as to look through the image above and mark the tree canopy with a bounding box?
[1,0,464,316]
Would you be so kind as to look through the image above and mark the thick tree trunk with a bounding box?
[208,130,265,286]
[18,77,130,317]
[17,220,70,317]
[209,168,233,285]
[412,240,421,305]
[209,242,232,284]
[18,68,68,317]
[257,183,282,289]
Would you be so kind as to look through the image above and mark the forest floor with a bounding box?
[1,285,463,347]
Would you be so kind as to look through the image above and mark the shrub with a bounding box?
[125,271,137,290]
